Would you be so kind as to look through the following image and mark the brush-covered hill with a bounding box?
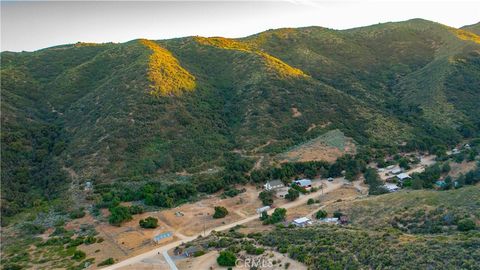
[1,19,480,218]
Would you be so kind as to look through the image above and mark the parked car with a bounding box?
[327,177,334,182]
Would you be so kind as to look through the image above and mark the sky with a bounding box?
[1,0,479,52]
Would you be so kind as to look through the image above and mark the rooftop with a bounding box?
[293,217,310,223]
[397,173,411,180]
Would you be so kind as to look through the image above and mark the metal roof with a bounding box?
[294,179,312,186]
[397,173,411,180]
[293,217,310,223]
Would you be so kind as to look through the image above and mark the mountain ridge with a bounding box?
[1,19,479,218]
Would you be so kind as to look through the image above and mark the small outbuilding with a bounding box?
[256,206,271,216]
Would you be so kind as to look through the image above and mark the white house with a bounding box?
[396,173,411,181]
[383,183,400,192]
[320,217,339,224]
[264,180,284,191]
[292,217,312,227]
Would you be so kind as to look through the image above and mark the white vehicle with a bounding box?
[327,177,334,182]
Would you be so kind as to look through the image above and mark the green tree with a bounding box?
[217,251,237,267]
[108,206,132,226]
[316,210,327,219]
[213,206,229,219]
[139,217,159,228]
[259,190,275,206]
[285,188,300,201]
[333,211,343,219]
[263,208,287,225]
[457,218,476,231]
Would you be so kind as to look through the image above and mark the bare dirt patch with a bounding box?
[176,250,306,270]
[278,129,355,163]
[291,107,302,117]
[448,160,477,178]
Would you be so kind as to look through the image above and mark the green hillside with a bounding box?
[183,186,480,270]
[1,19,480,219]
[462,22,480,35]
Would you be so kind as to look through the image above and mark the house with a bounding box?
[264,180,284,191]
[293,179,312,188]
[391,168,403,175]
[320,217,339,224]
[383,183,400,192]
[435,180,446,188]
[452,148,460,155]
[183,246,201,257]
[396,173,411,182]
[292,217,312,227]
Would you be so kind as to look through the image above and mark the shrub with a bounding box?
[193,250,206,257]
[69,208,86,219]
[98,258,115,266]
[128,205,144,215]
[72,250,86,261]
[316,210,327,219]
[21,223,46,235]
[139,217,159,228]
[333,211,344,219]
[307,198,315,205]
[84,236,96,245]
[457,218,476,231]
[217,250,236,267]
[213,206,229,219]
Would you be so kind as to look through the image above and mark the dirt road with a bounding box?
[101,179,345,270]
